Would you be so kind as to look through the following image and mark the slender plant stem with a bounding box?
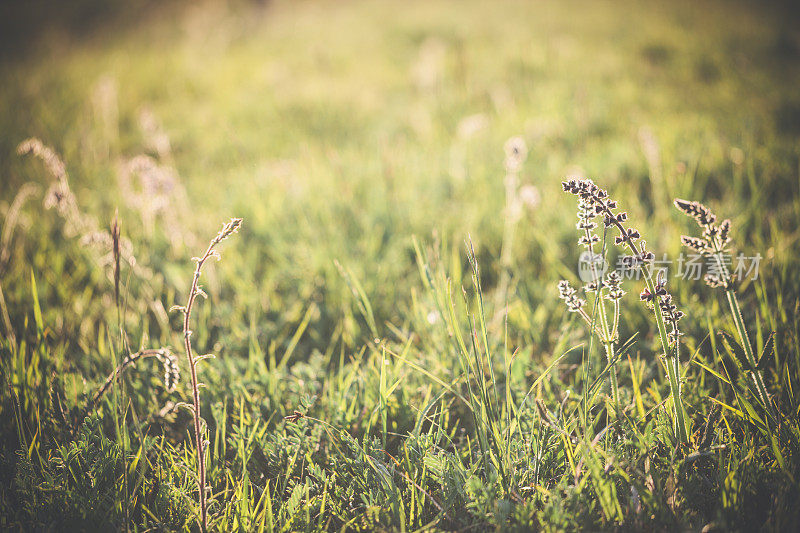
[570,184,688,443]
[593,205,688,442]
[0,281,16,347]
[594,296,620,415]
[180,218,241,532]
[604,341,621,418]
[641,268,689,443]
[606,206,688,442]
[581,218,621,415]
[183,245,212,532]
[707,236,774,418]
[495,174,518,316]
[725,289,774,417]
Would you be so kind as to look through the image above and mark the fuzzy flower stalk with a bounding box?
[559,185,627,415]
[674,198,774,418]
[172,217,242,531]
[496,137,538,317]
[561,179,689,443]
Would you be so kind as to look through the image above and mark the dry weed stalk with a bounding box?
[71,213,178,436]
[172,217,242,531]
[118,154,192,248]
[16,138,175,334]
[0,183,39,274]
[17,138,89,238]
[16,138,140,268]
[75,348,179,433]
[0,183,40,346]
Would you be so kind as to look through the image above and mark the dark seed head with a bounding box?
[674,198,717,227]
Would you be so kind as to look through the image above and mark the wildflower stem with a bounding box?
[603,201,688,443]
[582,217,621,412]
[706,238,774,417]
[183,247,211,532]
[180,218,242,532]
[725,288,774,417]
[642,268,689,443]
[594,298,621,415]
[495,175,518,312]
[563,178,688,442]
[603,203,688,442]
[604,341,621,418]
[577,308,602,336]
[674,198,774,422]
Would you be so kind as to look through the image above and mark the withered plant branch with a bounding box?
[74,348,177,434]
[176,218,241,532]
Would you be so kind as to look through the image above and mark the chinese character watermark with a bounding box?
[577,252,762,282]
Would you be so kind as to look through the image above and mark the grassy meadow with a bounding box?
[1,0,800,530]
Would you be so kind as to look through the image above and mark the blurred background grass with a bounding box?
[2,0,798,357]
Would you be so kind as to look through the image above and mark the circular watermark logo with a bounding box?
[578,251,608,283]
